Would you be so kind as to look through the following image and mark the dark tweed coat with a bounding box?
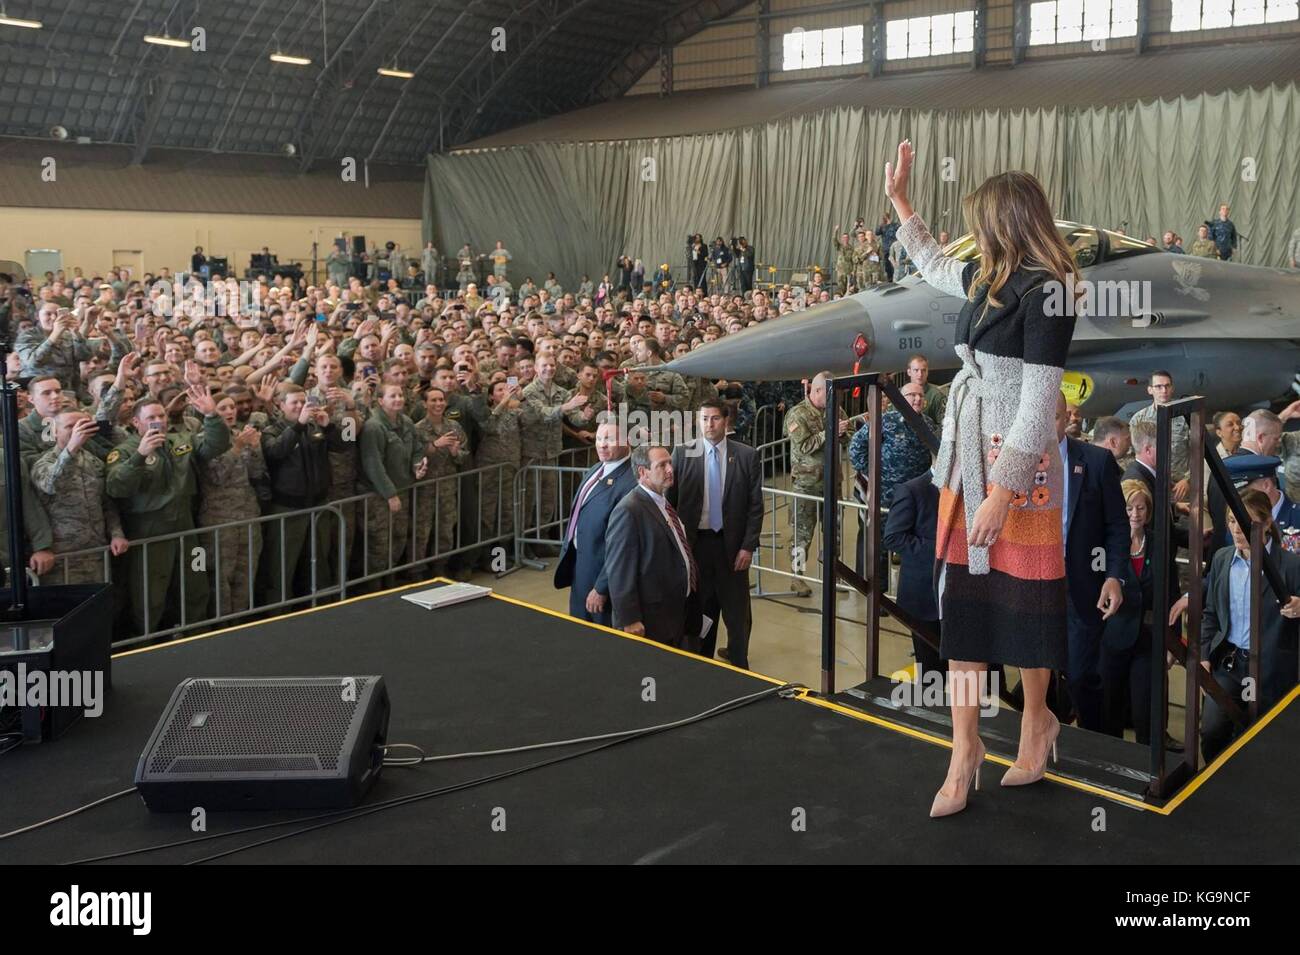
[897,214,1076,669]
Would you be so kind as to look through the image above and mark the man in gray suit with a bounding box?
[668,400,764,668]
[605,444,701,650]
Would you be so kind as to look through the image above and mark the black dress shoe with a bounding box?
[717,647,730,662]
[1164,733,1184,753]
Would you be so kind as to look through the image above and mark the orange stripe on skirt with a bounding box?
[936,486,1065,581]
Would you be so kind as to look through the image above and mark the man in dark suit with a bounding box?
[882,469,942,676]
[1057,392,1128,732]
[667,400,763,668]
[1200,489,1300,761]
[553,419,638,627]
[606,444,701,650]
[1125,417,1189,551]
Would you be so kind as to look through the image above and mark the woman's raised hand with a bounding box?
[884,139,914,207]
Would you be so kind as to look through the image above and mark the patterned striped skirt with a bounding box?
[935,485,1068,669]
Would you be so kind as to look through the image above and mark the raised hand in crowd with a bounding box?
[187,382,218,417]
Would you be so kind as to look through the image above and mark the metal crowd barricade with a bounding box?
[348,462,515,590]
[48,461,516,649]
[747,483,866,599]
[750,404,787,479]
[513,446,597,573]
[820,371,941,696]
[66,503,348,650]
[1149,397,1297,798]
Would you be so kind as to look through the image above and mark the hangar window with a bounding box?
[885,12,975,60]
[1170,0,1298,30]
[782,25,866,70]
[1028,0,1139,45]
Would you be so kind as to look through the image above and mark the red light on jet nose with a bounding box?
[853,334,869,358]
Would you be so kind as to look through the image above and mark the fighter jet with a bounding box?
[664,223,1300,416]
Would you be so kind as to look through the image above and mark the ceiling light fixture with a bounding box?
[0,12,43,28]
[143,33,190,48]
[377,66,414,79]
[270,52,312,66]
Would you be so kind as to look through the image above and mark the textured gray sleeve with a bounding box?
[989,362,1065,493]
[895,214,967,298]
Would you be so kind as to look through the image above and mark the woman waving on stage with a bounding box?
[884,140,1080,817]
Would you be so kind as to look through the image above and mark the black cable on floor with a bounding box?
[68,683,798,865]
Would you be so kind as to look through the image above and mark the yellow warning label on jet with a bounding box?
[1061,371,1094,406]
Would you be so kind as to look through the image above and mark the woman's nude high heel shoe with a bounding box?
[930,739,985,818]
[1001,713,1060,787]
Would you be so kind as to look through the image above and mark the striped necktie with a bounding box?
[565,467,604,543]
[664,501,698,593]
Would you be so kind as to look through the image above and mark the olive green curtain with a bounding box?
[424,82,1299,290]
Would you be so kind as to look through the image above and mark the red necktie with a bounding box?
[664,501,698,593]
[565,468,604,543]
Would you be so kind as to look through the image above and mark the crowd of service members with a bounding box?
[3,224,1298,760]
[0,255,827,642]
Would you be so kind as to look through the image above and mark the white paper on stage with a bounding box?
[401,583,492,610]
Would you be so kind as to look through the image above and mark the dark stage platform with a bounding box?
[2,582,1297,864]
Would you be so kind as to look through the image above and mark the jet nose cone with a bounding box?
[662,295,874,380]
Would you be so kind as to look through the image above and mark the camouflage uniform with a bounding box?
[784,399,859,587]
[683,376,719,414]
[31,445,122,585]
[1130,403,1190,481]
[309,386,363,587]
[520,379,571,537]
[198,439,268,617]
[1208,218,1238,260]
[14,326,93,392]
[18,398,119,469]
[853,239,885,288]
[359,411,424,585]
[447,390,488,566]
[490,247,512,279]
[730,390,758,445]
[456,256,476,292]
[478,401,523,545]
[412,416,470,566]
[834,241,855,296]
[922,382,947,427]
[1189,238,1218,259]
[1276,431,1300,502]
[634,365,689,445]
[0,449,53,578]
[552,363,578,390]
[847,409,937,508]
[106,414,232,636]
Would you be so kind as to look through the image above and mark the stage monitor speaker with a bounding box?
[351,235,366,254]
[135,676,390,812]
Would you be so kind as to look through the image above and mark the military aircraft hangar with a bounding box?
[1,0,1298,893]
